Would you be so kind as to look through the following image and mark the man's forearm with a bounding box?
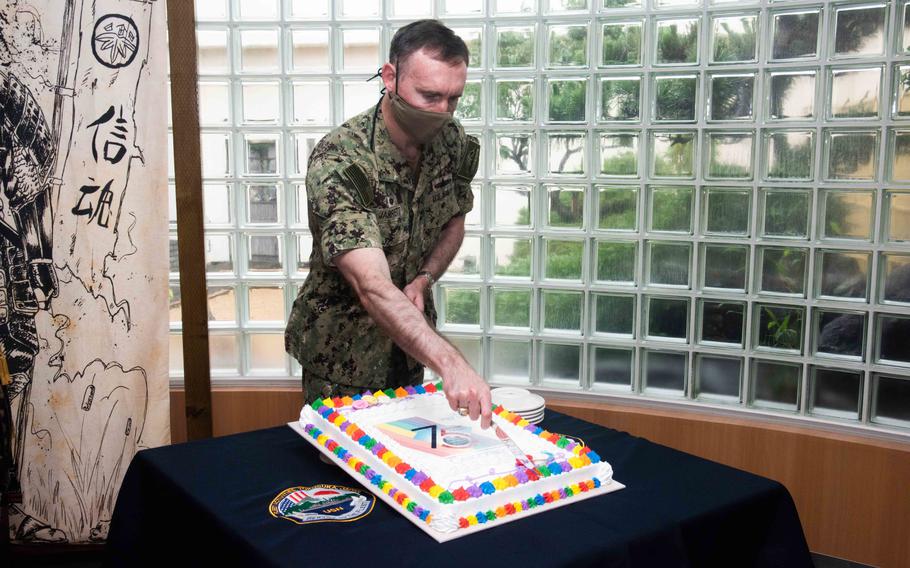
[334,246,490,425]
[419,215,465,279]
[331,244,463,376]
[358,271,464,375]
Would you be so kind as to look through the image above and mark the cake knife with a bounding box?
[493,422,536,470]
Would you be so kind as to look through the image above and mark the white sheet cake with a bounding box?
[295,382,621,541]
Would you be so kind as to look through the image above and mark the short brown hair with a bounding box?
[389,20,469,68]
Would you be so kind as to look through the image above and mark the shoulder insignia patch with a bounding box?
[456,136,480,183]
[340,163,374,208]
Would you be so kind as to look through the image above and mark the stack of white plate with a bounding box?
[491,387,546,424]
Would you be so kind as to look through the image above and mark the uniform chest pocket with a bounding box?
[374,205,407,248]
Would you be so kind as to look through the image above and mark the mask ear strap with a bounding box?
[367,67,387,95]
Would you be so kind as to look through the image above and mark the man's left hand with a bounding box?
[402,276,429,312]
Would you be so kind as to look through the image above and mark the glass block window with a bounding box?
[167,0,910,436]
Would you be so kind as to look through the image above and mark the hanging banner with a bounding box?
[0,0,169,543]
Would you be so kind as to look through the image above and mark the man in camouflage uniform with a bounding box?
[285,20,492,427]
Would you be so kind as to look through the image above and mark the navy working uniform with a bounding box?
[284,101,479,402]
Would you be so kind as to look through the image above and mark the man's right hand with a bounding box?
[441,360,492,429]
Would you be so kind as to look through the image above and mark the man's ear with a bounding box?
[380,62,397,94]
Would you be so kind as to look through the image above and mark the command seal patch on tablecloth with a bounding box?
[269,484,375,525]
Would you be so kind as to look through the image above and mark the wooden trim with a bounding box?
[166,1,212,440]
[547,395,910,452]
[169,388,910,567]
[169,388,302,443]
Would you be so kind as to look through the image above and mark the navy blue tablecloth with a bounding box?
[104,410,813,567]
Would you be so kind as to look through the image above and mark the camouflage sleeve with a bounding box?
[454,135,480,216]
[307,157,382,266]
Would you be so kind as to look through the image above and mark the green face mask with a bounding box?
[388,64,453,145]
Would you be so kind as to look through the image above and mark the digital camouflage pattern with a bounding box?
[285,100,477,402]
